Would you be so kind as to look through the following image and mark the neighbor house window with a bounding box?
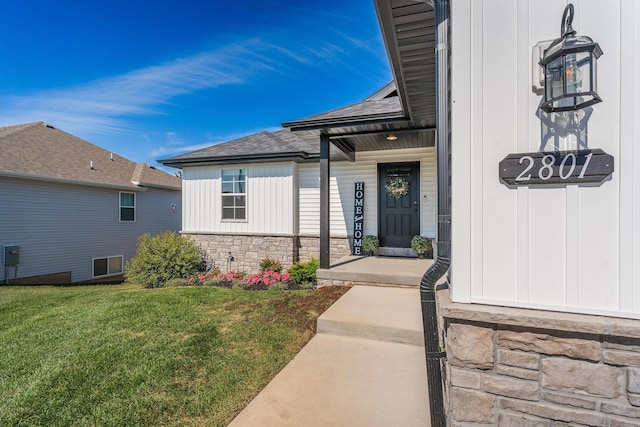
[221,169,246,220]
[93,255,123,278]
[120,192,135,222]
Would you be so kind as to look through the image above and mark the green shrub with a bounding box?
[411,235,433,256]
[362,235,379,255]
[287,258,320,287]
[125,232,204,288]
[259,257,282,273]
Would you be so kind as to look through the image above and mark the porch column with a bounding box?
[320,133,330,269]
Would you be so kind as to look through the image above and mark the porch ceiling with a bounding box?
[375,0,436,130]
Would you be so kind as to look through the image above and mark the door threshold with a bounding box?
[377,247,417,258]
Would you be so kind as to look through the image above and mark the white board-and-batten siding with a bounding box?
[0,177,181,283]
[182,162,295,234]
[299,147,437,239]
[451,0,640,318]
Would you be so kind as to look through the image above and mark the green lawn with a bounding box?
[0,284,348,426]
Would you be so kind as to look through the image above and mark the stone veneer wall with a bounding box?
[437,289,640,426]
[186,233,351,272]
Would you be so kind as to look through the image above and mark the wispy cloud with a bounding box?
[0,39,313,135]
[0,30,375,136]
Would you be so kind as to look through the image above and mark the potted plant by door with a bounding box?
[362,235,380,256]
[411,235,433,259]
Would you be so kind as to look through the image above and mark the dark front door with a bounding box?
[378,162,420,248]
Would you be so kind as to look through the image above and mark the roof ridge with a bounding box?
[0,122,45,141]
[131,162,146,184]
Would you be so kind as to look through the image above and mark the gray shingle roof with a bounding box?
[0,122,181,190]
[159,129,319,167]
[281,83,405,131]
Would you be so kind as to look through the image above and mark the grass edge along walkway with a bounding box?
[0,283,348,427]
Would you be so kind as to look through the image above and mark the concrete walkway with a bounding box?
[228,285,430,427]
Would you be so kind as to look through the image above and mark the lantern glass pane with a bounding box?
[575,51,592,94]
[545,57,564,100]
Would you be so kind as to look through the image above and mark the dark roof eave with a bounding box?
[282,112,409,132]
[158,151,317,168]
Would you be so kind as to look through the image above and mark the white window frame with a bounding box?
[92,255,124,278]
[221,168,247,222]
[119,191,136,222]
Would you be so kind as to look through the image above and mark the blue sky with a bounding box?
[0,1,392,171]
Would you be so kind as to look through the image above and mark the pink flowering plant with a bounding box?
[186,258,293,290]
[245,270,291,290]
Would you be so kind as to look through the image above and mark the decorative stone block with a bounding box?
[605,350,640,367]
[542,358,623,398]
[541,391,596,410]
[610,417,640,427]
[602,402,640,419]
[497,413,550,427]
[447,323,495,370]
[498,349,540,370]
[605,337,640,352]
[498,330,601,361]
[498,398,607,426]
[628,393,640,407]
[450,388,496,423]
[481,374,539,401]
[627,367,640,394]
[496,364,539,381]
[450,367,481,389]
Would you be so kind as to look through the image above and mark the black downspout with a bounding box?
[421,0,450,426]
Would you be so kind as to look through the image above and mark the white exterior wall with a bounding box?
[451,0,640,318]
[0,177,181,283]
[182,162,295,234]
[299,147,437,238]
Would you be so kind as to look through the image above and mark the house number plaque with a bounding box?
[352,182,364,255]
[499,149,614,186]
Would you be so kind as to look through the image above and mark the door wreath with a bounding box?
[385,176,409,199]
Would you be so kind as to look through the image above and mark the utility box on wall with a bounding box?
[4,245,20,266]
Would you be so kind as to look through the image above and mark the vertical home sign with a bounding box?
[352,182,364,255]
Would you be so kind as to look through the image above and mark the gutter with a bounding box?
[420,0,450,426]
[0,170,148,192]
[158,152,316,168]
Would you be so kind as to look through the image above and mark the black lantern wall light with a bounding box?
[539,3,603,113]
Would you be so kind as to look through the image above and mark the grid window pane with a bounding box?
[222,207,235,219]
[120,192,135,207]
[222,182,233,194]
[108,256,122,274]
[121,207,135,221]
[94,258,107,276]
[221,169,246,220]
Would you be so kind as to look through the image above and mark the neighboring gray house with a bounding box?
[0,122,181,284]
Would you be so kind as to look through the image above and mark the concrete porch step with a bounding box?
[317,255,433,287]
[317,285,424,347]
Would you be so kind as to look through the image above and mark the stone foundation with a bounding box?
[186,233,351,272]
[438,289,640,426]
